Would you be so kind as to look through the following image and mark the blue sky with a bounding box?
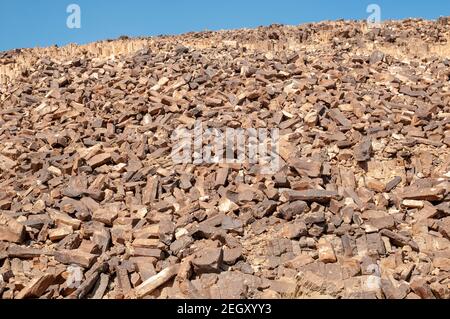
[0,0,449,52]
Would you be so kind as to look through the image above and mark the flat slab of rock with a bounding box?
[0,215,25,243]
[15,274,55,299]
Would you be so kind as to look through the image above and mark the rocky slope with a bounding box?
[0,18,450,299]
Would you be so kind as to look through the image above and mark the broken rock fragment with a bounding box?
[317,238,337,263]
[0,17,449,300]
[0,215,25,243]
[54,250,98,268]
[192,248,224,274]
[353,138,373,162]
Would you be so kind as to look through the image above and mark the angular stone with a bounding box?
[269,278,297,296]
[223,247,243,265]
[54,250,97,268]
[277,201,308,220]
[280,221,307,239]
[401,187,445,202]
[290,158,322,177]
[170,236,194,256]
[15,274,55,299]
[49,211,81,230]
[48,226,73,242]
[92,209,118,226]
[385,176,402,192]
[253,200,278,218]
[353,138,372,162]
[210,273,248,299]
[0,215,25,243]
[369,50,385,64]
[192,248,223,274]
[380,229,419,252]
[317,238,337,263]
[410,278,436,299]
[281,189,339,203]
[87,153,112,169]
[380,278,409,299]
[142,176,159,205]
[364,215,395,232]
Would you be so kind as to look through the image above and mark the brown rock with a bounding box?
[277,201,308,220]
[380,229,419,252]
[280,221,307,239]
[223,247,243,265]
[0,215,25,243]
[92,209,118,226]
[281,189,339,203]
[87,153,112,169]
[410,278,436,299]
[353,138,372,162]
[54,250,98,268]
[401,187,445,201]
[317,238,337,263]
[192,248,224,274]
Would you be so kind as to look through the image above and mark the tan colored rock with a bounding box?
[317,238,337,263]
[15,274,55,299]
[0,215,25,243]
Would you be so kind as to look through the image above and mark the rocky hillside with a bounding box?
[0,18,449,299]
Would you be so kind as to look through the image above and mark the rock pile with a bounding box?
[0,18,449,299]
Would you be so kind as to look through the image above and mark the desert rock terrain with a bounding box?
[0,18,450,299]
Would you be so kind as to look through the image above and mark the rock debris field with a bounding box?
[0,18,450,299]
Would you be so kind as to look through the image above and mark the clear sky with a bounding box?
[0,0,449,52]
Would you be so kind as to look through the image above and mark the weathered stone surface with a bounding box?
[401,187,446,201]
[54,250,98,268]
[281,190,339,203]
[1,17,450,300]
[410,278,436,299]
[353,138,373,162]
[0,215,25,243]
[380,230,419,252]
[92,209,118,226]
[280,221,307,239]
[317,238,337,263]
[277,201,308,220]
[223,247,243,265]
[192,248,224,274]
[15,274,55,299]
